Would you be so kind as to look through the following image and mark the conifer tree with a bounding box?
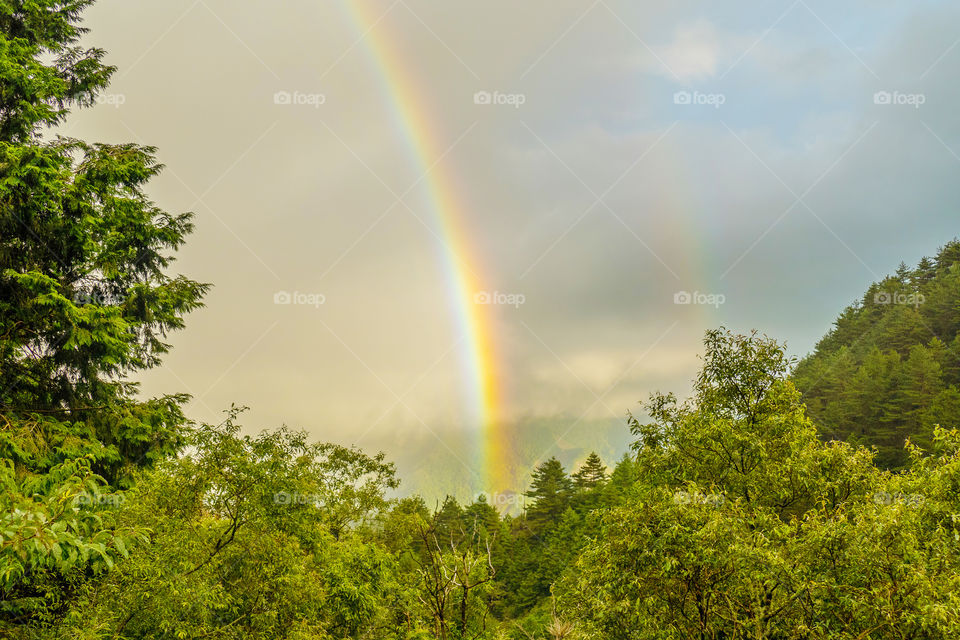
[572,452,607,490]
[0,0,206,622]
[0,0,208,488]
[525,457,573,527]
[794,240,960,468]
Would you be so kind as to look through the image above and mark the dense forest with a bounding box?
[3,1,960,639]
[794,244,960,467]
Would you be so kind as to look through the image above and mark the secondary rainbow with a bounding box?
[339,1,511,492]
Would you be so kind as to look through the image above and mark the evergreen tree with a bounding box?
[794,240,960,468]
[902,345,944,429]
[572,452,607,490]
[433,495,465,542]
[911,256,937,288]
[524,457,573,527]
[0,0,208,487]
[0,0,206,624]
[924,388,960,433]
[464,494,500,541]
[604,453,640,502]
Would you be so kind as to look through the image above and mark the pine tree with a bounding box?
[572,452,607,490]
[602,453,640,504]
[944,336,960,383]
[902,346,944,424]
[433,495,465,542]
[924,388,960,433]
[525,457,573,527]
[0,0,208,488]
[464,494,499,540]
[878,306,932,355]
[0,1,206,623]
[794,240,960,468]
[911,256,937,288]
[934,239,960,272]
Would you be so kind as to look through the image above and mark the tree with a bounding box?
[557,329,960,639]
[901,344,944,440]
[434,495,466,543]
[464,494,500,542]
[41,410,400,639]
[794,240,960,469]
[524,458,573,528]
[0,39,207,484]
[413,511,497,640]
[572,452,607,491]
[0,0,206,625]
[924,387,960,433]
[603,453,640,503]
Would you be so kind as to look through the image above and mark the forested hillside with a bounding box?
[794,241,960,467]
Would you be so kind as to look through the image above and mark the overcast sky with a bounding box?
[64,0,960,496]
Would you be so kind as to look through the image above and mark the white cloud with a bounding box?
[636,19,753,82]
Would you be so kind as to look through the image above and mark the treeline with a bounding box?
[794,240,960,466]
[7,330,960,638]
[559,328,960,638]
[410,450,638,624]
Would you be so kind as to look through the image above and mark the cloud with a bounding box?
[652,19,728,81]
[64,0,960,497]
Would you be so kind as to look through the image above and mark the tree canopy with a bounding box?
[794,241,960,467]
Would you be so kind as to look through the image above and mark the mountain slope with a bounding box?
[793,240,960,467]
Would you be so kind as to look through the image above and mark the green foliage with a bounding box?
[0,0,206,626]
[40,409,400,639]
[559,328,960,639]
[794,240,960,467]
[571,452,606,491]
[525,458,574,528]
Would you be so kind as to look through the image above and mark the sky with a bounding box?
[63,0,960,500]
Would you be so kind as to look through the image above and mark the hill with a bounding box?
[793,240,960,467]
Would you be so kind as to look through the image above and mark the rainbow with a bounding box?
[339,1,513,492]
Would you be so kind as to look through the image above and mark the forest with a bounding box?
[3,1,960,639]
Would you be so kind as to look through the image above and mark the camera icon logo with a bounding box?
[673,91,692,105]
[873,291,892,304]
[474,91,492,105]
[274,290,292,305]
[73,291,93,305]
[474,291,492,304]
[873,91,891,105]
[674,291,692,304]
[274,91,292,105]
